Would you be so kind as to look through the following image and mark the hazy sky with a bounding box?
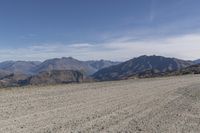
[0,0,200,61]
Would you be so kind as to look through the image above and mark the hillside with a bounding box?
[93,55,194,80]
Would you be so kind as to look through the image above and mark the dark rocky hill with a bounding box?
[29,70,83,85]
[93,55,194,81]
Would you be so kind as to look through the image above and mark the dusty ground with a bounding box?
[0,75,200,133]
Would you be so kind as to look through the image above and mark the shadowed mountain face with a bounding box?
[93,55,194,81]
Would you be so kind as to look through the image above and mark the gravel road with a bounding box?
[0,75,200,133]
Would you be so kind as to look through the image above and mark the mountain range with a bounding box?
[0,57,119,87]
[0,57,119,76]
[0,55,199,87]
[92,55,194,80]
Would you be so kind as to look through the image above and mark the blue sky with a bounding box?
[0,0,200,61]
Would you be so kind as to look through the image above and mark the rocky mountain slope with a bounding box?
[93,55,194,80]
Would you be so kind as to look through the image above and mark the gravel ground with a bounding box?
[0,75,200,133]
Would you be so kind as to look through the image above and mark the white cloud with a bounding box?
[0,33,200,61]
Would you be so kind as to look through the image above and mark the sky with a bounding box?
[0,0,200,61]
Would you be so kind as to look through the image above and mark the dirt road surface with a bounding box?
[0,75,200,133]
